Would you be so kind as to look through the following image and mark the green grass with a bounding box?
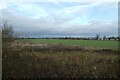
[20,39,118,49]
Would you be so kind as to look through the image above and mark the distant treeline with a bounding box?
[18,36,120,41]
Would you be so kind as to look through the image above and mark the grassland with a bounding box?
[20,39,118,49]
[2,39,119,78]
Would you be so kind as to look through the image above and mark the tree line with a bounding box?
[26,36,120,41]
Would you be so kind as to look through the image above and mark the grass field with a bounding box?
[3,39,119,78]
[20,39,118,49]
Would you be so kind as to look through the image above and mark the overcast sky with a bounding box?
[0,1,118,38]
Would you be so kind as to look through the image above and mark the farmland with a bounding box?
[20,39,118,49]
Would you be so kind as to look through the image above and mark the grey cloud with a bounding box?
[2,12,118,37]
[1,3,118,38]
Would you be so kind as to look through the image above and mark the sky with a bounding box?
[0,1,118,38]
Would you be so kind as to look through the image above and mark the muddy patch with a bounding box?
[24,43,85,51]
[11,41,86,51]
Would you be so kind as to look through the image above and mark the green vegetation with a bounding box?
[20,39,118,49]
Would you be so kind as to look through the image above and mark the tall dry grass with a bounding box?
[2,42,119,78]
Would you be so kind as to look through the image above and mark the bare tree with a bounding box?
[95,34,100,40]
[103,36,106,40]
[2,21,14,43]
